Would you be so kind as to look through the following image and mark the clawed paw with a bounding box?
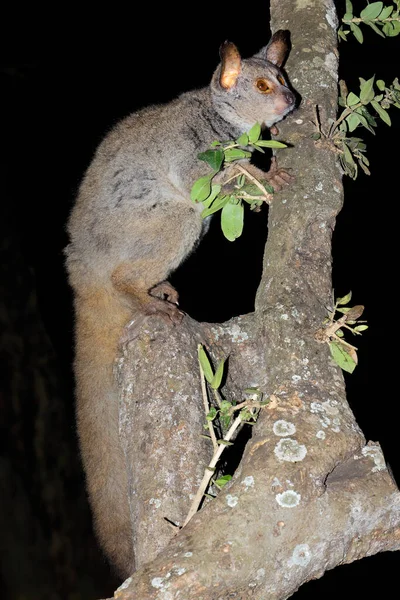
[150,281,179,305]
[264,156,294,192]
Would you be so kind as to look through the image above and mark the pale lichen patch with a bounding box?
[362,445,386,472]
[151,577,167,589]
[325,52,338,81]
[290,543,312,567]
[149,498,161,509]
[226,494,239,507]
[241,475,255,490]
[326,4,339,28]
[276,490,301,507]
[273,420,296,437]
[296,0,315,8]
[274,438,307,462]
[228,323,249,343]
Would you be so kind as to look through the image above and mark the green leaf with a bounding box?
[345,0,353,15]
[198,149,224,171]
[383,21,396,35]
[337,291,352,305]
[244,387,261,395]
[360,2,383,20]
[240,183,264,197]
[346,113,361,131]
[236,133,249,145]
[358,158,371,176]
[338,28,348,41]
[220,400,232,413]
[376,79,386,91]
[350,22,364,42]
[343,143,356,168]
[329,341,357,373]
[366,20,385,37]
[201,194,229,218]
[251,144,265,154]
[221,199,244,241]
[347,92,360,106]
[343,12,353,21]
[379,5,393,18]
[214,475,232,489]
[237,174,246,187]
[354,324,369,332]
[248,122,261,143]
[392,20,400,35]
[371,100,391,125]
[206,406,218,421]
[210,358,226,390]
[201,185,222,209]
[360,76,375,103]
[217,439,234,446]
[340,149,358,179]
[198,346,214,383]
[224,148,252,162]
[190,174,213,202]
[354,110,376,133]
[254,140,288,148]
[358,106,377,127]
[211,140,221,147]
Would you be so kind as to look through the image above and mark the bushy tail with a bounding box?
[74,286,134,578]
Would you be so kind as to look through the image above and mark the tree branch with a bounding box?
[106,1,400,598]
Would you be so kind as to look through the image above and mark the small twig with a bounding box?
[198,356,219,453]
[237,193,269,203]
[223,142,240,151]
[343,16,400,24]
[222,171,242,185]
[235,164,273,198]
[182,415,243,528]
[331,333,358,351]
[228,399,263,416]
[212,388,222,408]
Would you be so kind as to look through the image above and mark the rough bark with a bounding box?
[108,1,400,598]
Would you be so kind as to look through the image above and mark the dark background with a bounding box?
[1,2,399,598]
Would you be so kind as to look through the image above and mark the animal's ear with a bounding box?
[219,41,242,89]
[255,30,291,67]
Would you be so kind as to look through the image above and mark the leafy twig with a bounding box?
[339,1,400,43]
[182,414,243,527]
[313,76,400,179]
[191,122,287,240]
[315,292,368,373]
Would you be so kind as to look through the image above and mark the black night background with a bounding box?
[1,2,399,598]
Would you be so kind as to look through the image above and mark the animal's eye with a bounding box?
[256,78,271,93]
[278,75,285,85]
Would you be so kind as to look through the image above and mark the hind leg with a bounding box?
[111,262,184,325]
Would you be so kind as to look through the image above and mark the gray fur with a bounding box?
[65,31,295,578]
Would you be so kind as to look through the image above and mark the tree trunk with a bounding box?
[107,1,400,598]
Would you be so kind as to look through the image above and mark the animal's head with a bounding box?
[211,30,296,131]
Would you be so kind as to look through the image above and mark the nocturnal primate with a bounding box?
[65,30,296,577]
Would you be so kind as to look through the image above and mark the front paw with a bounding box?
[264,157,294,191]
